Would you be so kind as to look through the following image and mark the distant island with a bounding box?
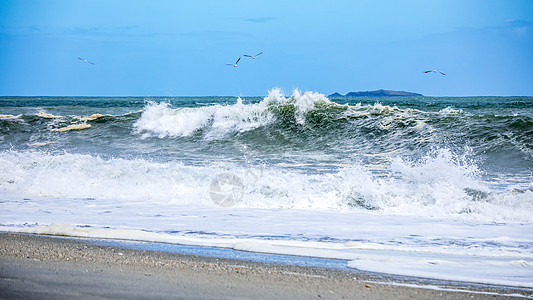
[329,89,423,97]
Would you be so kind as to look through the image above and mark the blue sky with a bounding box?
[1,0,532,96]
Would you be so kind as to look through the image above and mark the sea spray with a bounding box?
[1,148,531,222]
[134,98,274,139]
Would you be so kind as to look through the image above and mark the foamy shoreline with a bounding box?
[0,233,530,299]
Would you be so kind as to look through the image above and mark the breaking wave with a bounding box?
[1,149,531,223]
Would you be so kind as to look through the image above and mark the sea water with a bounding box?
[0,89,532,287]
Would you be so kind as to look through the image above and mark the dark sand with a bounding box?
[0,232,530,299]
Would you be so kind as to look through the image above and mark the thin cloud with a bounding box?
[181,30,254,41]
[65,25,137,36]
[504,19,533,36]
[244,17,276,23]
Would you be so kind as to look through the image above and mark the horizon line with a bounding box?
[1,94,533,98]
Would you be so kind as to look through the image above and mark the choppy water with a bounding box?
[1,89,532,287]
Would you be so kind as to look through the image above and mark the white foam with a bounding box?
[0,149,532,222]
[51,123,91,132]
[348,253,533,288]
[363,281,531,298]
[439,106,463,114]
[36,111,61,119]
[1,137,532,289]
[77,114,111,121]
[0,151,212,204]
[132,89,466,141]
[133,89,341,138]
[1,149,532,287]
[0,114,18,118]
[2,221,532,287]
[133,98,274,139]
[265,89,332,124]
[133,102,212,137]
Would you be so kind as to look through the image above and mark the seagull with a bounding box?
[77,57,94,65]
[244,52,263,59]
[226,57,241,67]
[424,69,446,75]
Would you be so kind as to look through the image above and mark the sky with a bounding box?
[1,0,532,97]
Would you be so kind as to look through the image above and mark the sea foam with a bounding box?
[133,97,274,139]
[133,89,342,139]
[0,148,531,223]
[4,218,532,288]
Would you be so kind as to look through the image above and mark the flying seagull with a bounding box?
[424,69,446,75]
[226,57,241,67]
[77,57,94,65]
[244,52,263,59]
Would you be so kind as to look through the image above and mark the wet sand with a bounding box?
[0,232,530,299]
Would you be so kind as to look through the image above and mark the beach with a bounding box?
[1,232,530,299]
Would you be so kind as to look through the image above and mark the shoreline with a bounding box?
[1,232,531,299]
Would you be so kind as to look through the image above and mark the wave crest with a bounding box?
[133,98,274,138]
[133,89,349,138]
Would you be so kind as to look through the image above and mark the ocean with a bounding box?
[1,89,532,287]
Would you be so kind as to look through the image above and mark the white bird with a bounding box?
[77,57,94,65]
[244,52,263,59]
[424,69,446,75]
[226,57,241,67]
